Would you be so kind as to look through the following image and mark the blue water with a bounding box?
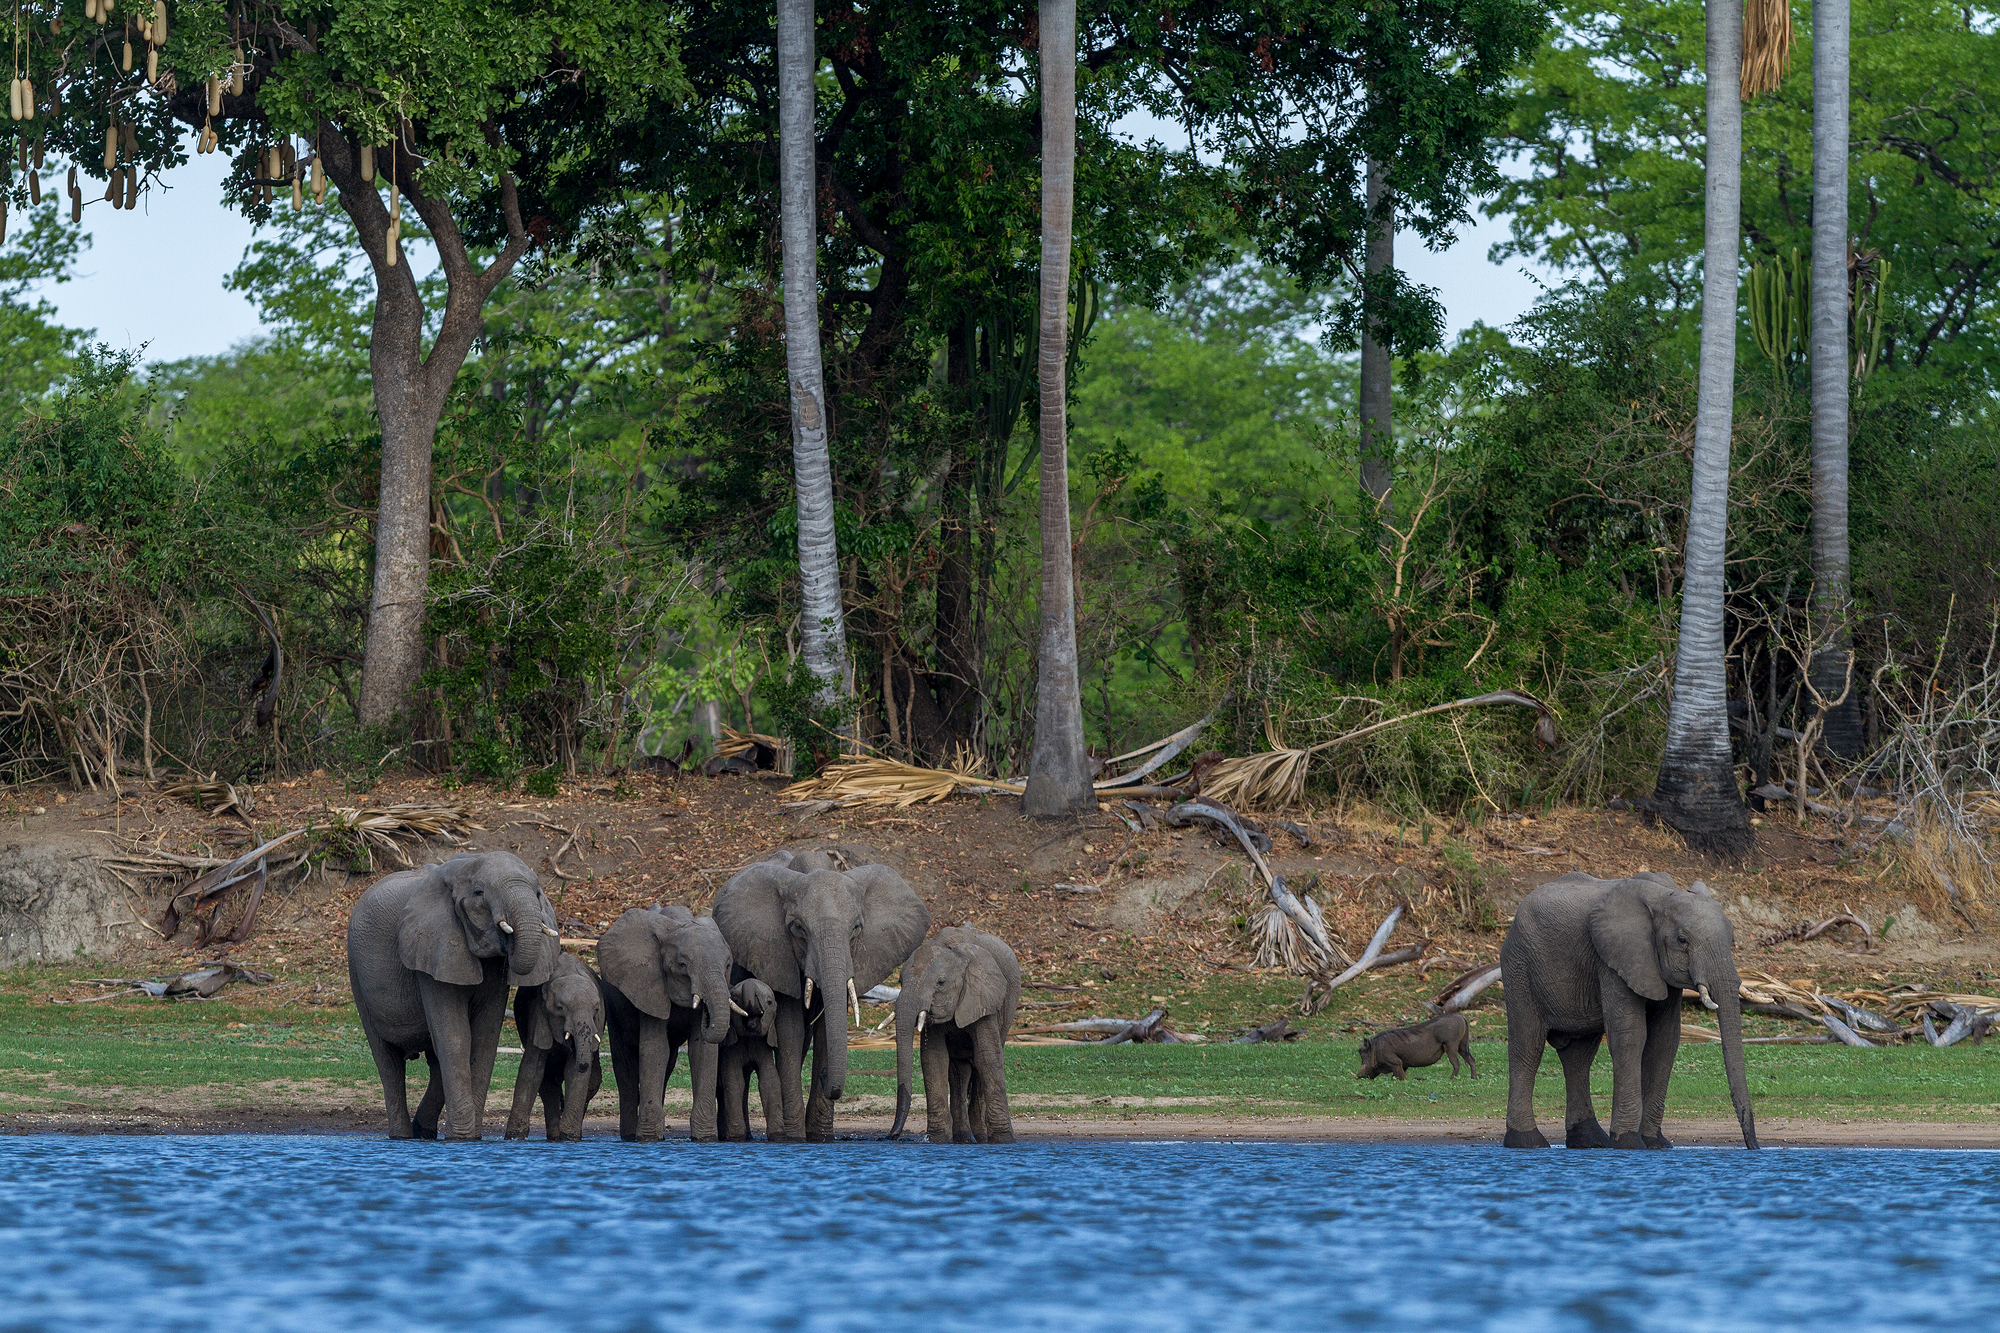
[0,1137,1993,1332]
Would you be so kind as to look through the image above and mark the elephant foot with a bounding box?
[411,1119,439,1141]
[988,1129,1017,1144]
[1609,1131,1646,1150]
[1565,1118,1612,1150]
[1503,1126,1550,1149]
[1641,1132,1674,1150]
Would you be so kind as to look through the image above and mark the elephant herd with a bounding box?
[345,845,1020,1143]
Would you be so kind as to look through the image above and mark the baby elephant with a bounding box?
[716,979,782,1141]
[505,952,605,1140]
[1357,1012,1476,1081]
[890,925,1021,1143]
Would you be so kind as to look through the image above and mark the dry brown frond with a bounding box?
[784,755,1024,809]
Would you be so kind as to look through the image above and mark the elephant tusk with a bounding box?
[692,994,701,1014]
[803,978,813,1010]
[541,925,560,938]
[916,1010,927,1033]
[497,920,515,935]
[849,978,862,1027]
[729,997,750,1017]
[1697,984,1720,1011]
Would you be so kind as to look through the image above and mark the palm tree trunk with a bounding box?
[778,0,849,710]
[1809,0,1862,757]
[1358,158,1395,540]
[1022,0,1093,817]
[1654,0,1755,858]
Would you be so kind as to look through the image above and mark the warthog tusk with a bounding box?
[729,997,750,1017]
[1697,984,1720,1011]
[541,925,560,938]
[849,978,862,1027]
[916,1010,927,1033]
[803,978,813,1010]
[497,920,515,935]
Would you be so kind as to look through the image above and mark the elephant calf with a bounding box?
[889,925,1021,1144]
[1358,1013,1475,1080]
[505,952,605,1141]
[716,979,783,1141]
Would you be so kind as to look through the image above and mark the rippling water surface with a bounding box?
[0,1136,1993,1332]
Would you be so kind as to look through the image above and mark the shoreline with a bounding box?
[5,1107,1997,1148]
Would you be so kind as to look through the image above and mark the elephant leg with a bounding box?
[1601,985,1651,1148]
[804,1014,836,1142]
[718,1054,748,1142]
[462,976,509,1140]
[1553,1034,1609,1149]
[505,1046,548,1140]
[635,1017,670,1143]
[1639,998,1681,1149]
[773,997,808,1142]
[365,1031,416,1139]
[1502,975,1550,1149]
[542,1060,568,1140]
[554,1055,592,1141]
[610,1027,641,1142]
[755,1053,784,1142]
[418,978,486,1140]
[920,1029,953,1142]
[687,1040,720,1143]
[949,1056,975,1143]
[412,1051,445,1140]
[972,1019,1014,1144]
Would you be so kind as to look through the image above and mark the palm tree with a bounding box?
[777,0,850,714]
[1809,0,1862,755]
[1654,0,1755,857]
[1021,0,1095,817]
[1358,158,1395,536]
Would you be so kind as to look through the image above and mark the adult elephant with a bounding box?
[596,905,736,1142]
[713,848,930,1141]
[889,925,1021,1143]
[347,851,560,1140]
[1500,871,1757,1150]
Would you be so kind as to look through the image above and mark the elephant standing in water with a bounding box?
[1500,872,1757,1150]
[596,905,736,1141]
[505,952,605,1141]
[889,925,1021,1143]
[347,851,560,1140]
[715,978,783,1142]
[714,849,930,1141]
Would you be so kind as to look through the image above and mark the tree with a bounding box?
[24,1,675,728]
[1809,0,1862,755]
[1653,0,1754,856]
[1358,158,1394,532]
[776,0,850,718]
[1021,0,1094,817]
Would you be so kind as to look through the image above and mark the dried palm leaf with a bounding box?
[160,773,255,819]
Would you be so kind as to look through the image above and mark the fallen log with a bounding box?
[1817,994,1897,1034]
[1232,1017,1304,1044]
[1433,962,1503,1013]
[1819,1013,1879,1047]
[1301,906,1429,1015]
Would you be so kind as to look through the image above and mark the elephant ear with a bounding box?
[712,862,806,997]
[846,864,932,991]
[951,945,1012,1028]
[518,986,556,1050]
[396,867,484,986]
[1587,880,1670,1002]
[596,910,679,1019]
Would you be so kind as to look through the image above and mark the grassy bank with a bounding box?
[5,967,1996,1126]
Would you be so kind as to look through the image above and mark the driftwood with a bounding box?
[1819,1013,1878,1047]
[1301,905,1430,1015]
[1017,1008,1185,1044]
[1432,962,1503,1013]
[1757,911,1874,948]
[79,961,275,1001]
[1232,1017,1304,1043]
[1162,800,1336,967]
[1818,994,1897,1034]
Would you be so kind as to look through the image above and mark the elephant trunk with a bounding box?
[813,949,854,1103]
[1714,982,1758,1149]
[697,962,733,1044]
[888,999,917,1139]
[503,884,556,983]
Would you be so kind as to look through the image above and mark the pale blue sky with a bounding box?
[27,120,1554,365]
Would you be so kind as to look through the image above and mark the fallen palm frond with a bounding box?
[65,961,274,1002]
[317,803,482,871]
[1301,905,1430,1015]
[1431,962,1504,1013]
[784,754,1026,808]
[716,726,793,775]
[160,773,256,820]
[1756,910,1874,948]
[1160,800,1341,974]
[1200,690,1559,811]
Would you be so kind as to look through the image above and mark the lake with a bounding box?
[0,1136,1992,1331]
